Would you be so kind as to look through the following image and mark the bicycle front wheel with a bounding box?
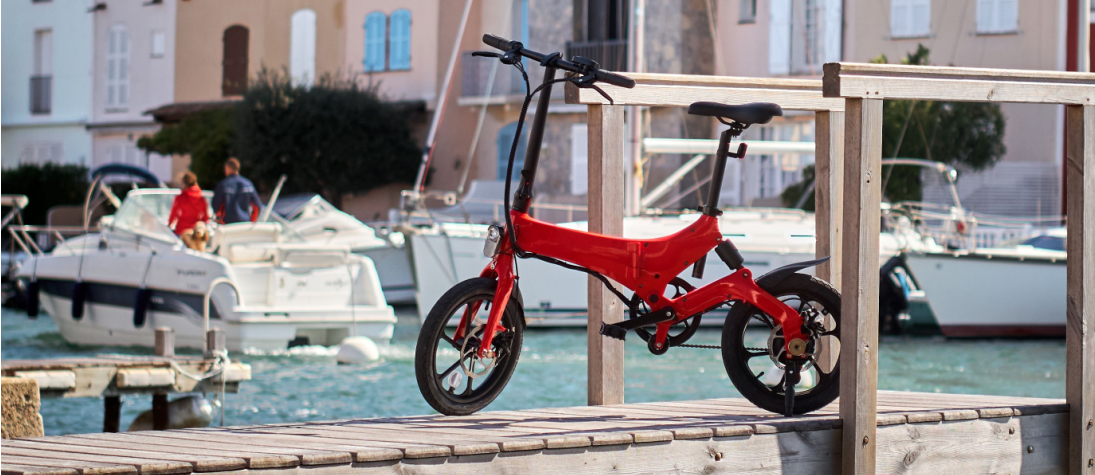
[415,277,524,416]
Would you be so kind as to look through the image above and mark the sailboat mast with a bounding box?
[626,0,645,216]
[413,0,475,196]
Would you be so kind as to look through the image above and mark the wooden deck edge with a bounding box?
[214,413,1067,475]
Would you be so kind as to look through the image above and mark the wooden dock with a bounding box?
[2,329,251,433]
[0,391,1069,474]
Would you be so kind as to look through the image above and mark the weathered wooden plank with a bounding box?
[823,62,1095,104]
[66,434,300,469]
[263,424,500,456]
[0,448,190,475]
[135,431,350,466]
[620,72,826,89]
[252,427,452,459]
[4,439,244,472]
[0,455,136,475]
[815,110,844,292]
[0,463,79,475]
[565,83,845,111]
[586,103,626,406]
[839,97,884,475]
[197,430,406,462]
[874,414,1068,474]
[1066,104,1095,475]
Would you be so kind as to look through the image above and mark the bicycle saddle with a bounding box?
[687,102,783,125]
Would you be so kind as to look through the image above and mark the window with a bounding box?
[363,10,412,72]
[32,29,52,114]
[291,9,317,85]
[782,0,841,75]
[106,26,130,109]
[740,0,757,23]
[151,30,165,58]
[19,142,62,165]
[389,9,411,70]
[891,0,930,37]
[364,12,386,72]
[222,25,249,96]
[977,0,1017,33]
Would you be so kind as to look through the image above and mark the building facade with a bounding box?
[87,0,179,181]
[1,0,95,170]
[719,0,1080,216]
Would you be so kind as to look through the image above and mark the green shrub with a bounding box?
[1,163,89,225]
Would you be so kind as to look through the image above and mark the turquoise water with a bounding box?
[1,307,1066,436]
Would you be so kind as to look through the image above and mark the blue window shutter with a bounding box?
[364,12,386,71]
[389,10,411,70]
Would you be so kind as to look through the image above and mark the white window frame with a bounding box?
[976,0,1018,34]
[151,30,165,58]
[106,25,130,109]
[291,9,317,85]
[891,0,931,38]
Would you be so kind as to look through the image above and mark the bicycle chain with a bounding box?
[676,344,773,351]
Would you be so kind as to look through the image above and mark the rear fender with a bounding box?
[755,256,830,290]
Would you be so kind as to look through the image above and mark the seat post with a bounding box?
[703,128,738,216]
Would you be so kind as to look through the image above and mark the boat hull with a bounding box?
[37,280,394,351]
[904,252,1065,338]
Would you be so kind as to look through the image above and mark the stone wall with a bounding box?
[2,376,44,439]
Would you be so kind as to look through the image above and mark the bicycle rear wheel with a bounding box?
[722,273,841,415]
[415,277,524,416]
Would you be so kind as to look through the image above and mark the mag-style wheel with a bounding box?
[722,273,841,415]
[415,277,524,416]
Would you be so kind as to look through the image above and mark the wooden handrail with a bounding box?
[824,62,1095,104]
[564,72,845,111]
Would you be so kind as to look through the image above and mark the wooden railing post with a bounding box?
[815,110,844,373]
[1065,104,1095,474]
[815,110,845,288]
[587,103,626,406]
[839,98,883,475]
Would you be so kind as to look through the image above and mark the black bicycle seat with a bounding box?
[687,102,783,125]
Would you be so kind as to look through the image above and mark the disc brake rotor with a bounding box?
[765,307,825,372]
[458,324,500,377]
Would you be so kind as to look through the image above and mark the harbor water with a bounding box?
[1,306,1066,436]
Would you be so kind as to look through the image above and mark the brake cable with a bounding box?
[491,55,635,310]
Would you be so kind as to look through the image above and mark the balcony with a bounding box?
[565,39,629,72]
[30,75,52,114]
[460,52,526,104]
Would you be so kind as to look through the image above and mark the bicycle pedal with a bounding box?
[599,322,627,341]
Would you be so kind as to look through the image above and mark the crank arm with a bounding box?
[599,307,676,341]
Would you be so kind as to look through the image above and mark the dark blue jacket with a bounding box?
[211,174,264,224]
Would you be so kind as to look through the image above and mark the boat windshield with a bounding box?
[111,190,212,243]
[1019,235,1065,251]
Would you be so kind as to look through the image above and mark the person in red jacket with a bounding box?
[168,172,210,250]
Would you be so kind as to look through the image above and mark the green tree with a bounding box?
[234,70,420,207]
[136,107,235,189]
[783,45,1006,208]
[1,163,89,225]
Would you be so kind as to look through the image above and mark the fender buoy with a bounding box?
[26,280,40,318]
[71,281,89,320]
[133,288,151,328]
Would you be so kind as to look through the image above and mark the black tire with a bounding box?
[415,277,524,416]
[722,273,841,415]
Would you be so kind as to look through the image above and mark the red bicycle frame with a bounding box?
[462,211,809,358]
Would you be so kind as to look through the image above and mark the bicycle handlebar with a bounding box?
[482,34,636,89]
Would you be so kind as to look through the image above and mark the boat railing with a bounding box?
[5,225,100,257]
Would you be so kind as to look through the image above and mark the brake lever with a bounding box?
[471,51,500,58]
[569,73,615,105]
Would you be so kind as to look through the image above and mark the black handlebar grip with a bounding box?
[483,34,517,50]
[594,70,637,89]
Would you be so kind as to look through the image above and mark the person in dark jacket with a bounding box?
[211,158,264,224]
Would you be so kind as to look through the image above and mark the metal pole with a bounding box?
[412,0,476,197]
[626,0,645,216]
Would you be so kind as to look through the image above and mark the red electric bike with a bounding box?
[415,35,842,417]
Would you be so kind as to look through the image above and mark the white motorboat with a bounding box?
[272,194,415,305]
[903,228,1066,337]
[14,189,396,351]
